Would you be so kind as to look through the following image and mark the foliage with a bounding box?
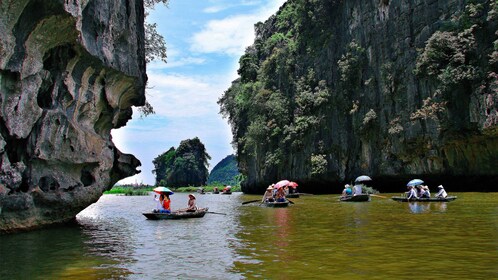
[338,41,366,87]
[218,0,340,182]
[152,137,211,187]
[207,155,241,185]
[310,154,328,176]
[105,184,154,196]
[136,0,169,118]
[410,97,447,121]
[415,0,498,131]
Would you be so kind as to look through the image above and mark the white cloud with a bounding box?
[145,73,227,118]
[191,0,287,56]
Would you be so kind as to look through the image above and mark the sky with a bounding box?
[111,0,287,185]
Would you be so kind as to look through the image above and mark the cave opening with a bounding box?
[39,175,60,192]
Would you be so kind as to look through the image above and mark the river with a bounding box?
[0,192,497,279]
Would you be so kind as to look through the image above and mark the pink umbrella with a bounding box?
[274,180,290,188]
[288,181,298,188]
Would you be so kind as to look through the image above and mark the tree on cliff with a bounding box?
[152,137,211,187]
[139,0,169,117]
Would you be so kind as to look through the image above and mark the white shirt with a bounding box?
[436,189,447,198]
[353,184,363,195]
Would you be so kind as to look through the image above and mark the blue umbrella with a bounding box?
[406,179,424,187]
[153,186,174,195]
[355,175,372,183]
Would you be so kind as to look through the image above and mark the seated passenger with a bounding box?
[435,185,447,198]
[420,186,430,198]
[275,187,286,202]
[406,186,418,200]
[342,184,353,197]
[353,184,363,195]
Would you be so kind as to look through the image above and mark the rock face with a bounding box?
[0,0,145,232]
[220,0,498,193]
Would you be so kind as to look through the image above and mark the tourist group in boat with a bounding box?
[145,176,456,220]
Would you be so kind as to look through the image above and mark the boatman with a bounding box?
[435,185,447,198]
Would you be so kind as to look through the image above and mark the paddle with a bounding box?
[241,199,260,205]
[206,211,227,215]
[287,199,295,204]
[370,194,388,198]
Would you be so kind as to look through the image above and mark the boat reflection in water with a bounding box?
[408,202,448,214]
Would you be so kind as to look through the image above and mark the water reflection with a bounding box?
[1,193,497,279]
[408,202,448,214]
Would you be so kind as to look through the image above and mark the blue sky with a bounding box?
[112,0,286,185]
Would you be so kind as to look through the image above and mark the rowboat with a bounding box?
[264,201,290,207]
[143,208,209,220]
[339,194,370,202]
[391,196,457,202]
[286,193,300,198]
[221,191,232,195]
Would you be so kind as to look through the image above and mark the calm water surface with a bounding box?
[1,192,497,279]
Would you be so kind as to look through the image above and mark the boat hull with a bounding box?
[340,194,370,202]
[264,201,289,207]
[286,193,300,198]
[143,208,208,220]
[391,196,457,202]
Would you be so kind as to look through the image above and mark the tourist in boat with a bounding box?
[213,187,219,194]
[262,186,275,202]
[420,186,430,198]
[435,185,447,198]
[155,194,171,213]
[353,183,363,195]
[341,184,353,197]
[275,187,286,202]
[406,186,418,200]
[187,194,197,212]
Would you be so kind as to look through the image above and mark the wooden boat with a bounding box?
[391,196,457,202]
[264,201,290,207]
[286,193,300,198]
[339,194,370,202]
[221,191,232,195]
[143,208,209,220]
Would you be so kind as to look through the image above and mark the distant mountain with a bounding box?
[208,155,240,185]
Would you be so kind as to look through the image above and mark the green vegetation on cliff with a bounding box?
[152,137,211,187]
[207,155,241,185]
[219,0,498,193]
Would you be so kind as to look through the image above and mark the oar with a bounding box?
[370,194,388,198]
[241,199,260,205]
[206,211,227,215]
[287,199,295,204]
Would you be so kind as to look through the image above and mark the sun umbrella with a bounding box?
[153,186,174,195]
[406,179,424,187]
[288,181,298,188]
[274,180,290,188]
[355,175,372,183]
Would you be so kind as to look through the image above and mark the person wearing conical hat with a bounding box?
[187,194,197,212]
[262,186,275,203]
[435,185,447,198]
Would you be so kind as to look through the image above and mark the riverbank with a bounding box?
[104,184,241,195]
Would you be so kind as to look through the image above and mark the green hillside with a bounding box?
[207,155,241,185]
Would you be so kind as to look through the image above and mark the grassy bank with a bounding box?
[104,185,154,196]
[104,184,241,196]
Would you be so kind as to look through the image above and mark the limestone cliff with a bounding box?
[0,0,145,232]
[220,0,498,193]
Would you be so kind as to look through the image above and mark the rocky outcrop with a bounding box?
[220,0,498,193]
[0,0,145,232]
